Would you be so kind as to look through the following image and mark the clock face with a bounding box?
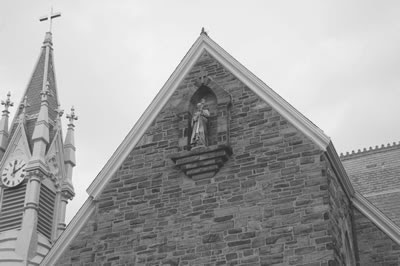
[1,158,26,188]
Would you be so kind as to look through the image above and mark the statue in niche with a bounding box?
[190,99,210,148]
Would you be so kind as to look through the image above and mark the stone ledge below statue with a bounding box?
[170,144,232,180]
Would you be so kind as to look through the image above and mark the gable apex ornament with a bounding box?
[200,27,208,36]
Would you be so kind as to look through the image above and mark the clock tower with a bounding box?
[0,16,76,265]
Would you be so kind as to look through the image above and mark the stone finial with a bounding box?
[66,106,78,127]
[1,92,13,114]
[200,27,208,36]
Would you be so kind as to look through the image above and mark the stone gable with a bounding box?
[57,51,355,265]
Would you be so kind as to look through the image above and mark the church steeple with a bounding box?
[0,11,76,265]
[8,31,60,149]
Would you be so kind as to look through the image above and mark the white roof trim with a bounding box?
[326,142,355,198]
[40,197,95,265]
[352,192,400,245]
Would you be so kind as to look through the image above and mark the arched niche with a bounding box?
[188,75,232,148]
[170,74,233,181]
[189,86,218,146]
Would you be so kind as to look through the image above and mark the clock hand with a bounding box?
[13,164,26,174]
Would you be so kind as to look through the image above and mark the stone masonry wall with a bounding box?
[58,51,344,265]
[353,208,400,266]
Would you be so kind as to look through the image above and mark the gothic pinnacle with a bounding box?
[1,92,14,114]
[66,106,78,128]
[0,92,13,157]
[63,106,77,198]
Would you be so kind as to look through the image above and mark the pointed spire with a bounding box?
[0,92,13,157]
[63,106,77,197]
[8,30,60,147]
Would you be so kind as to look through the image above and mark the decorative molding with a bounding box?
[170,144,232,180]
[340,141,400,160]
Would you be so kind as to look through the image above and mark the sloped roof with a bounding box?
[41,32,400,265]
[342,143,400,227]
[8,32,60,149]
[367,192,400,227]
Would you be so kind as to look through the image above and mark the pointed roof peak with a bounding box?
[8,25,61,147]
[200,27,208,36]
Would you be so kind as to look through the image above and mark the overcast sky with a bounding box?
[1,1,400,223]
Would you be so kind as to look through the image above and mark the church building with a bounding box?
[1,22,400,265]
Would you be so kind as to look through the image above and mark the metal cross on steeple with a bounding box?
[39,7,61,33]
[66,106,78,127]
[1,92,13,114]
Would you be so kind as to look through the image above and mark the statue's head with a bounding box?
[197,98,206,110]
